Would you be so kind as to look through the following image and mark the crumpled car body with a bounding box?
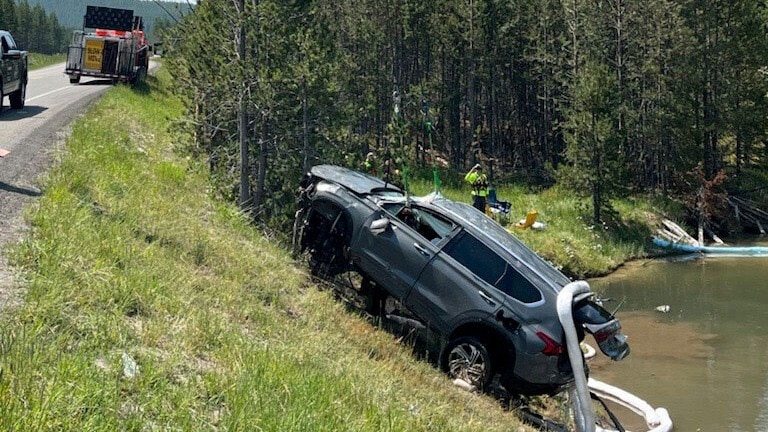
[293,164,629,395]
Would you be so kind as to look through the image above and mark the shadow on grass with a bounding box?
[597,205,655,250]
[131,79,152,95]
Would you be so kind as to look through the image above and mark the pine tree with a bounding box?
[0,0,18,33]
[561,61,620,225]
[15,0,31,49]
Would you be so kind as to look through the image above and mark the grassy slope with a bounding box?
[1,70,538,430]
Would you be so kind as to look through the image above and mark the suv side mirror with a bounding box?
[370,218,390,235]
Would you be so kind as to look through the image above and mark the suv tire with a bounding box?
[302,203,351,278]
[443,336,495,390]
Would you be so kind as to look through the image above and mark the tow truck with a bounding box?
[65,5,150,85]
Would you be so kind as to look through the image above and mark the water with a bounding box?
[588,246,768,431]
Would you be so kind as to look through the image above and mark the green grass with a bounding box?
[27,53,67,70]
[1,69,539,431]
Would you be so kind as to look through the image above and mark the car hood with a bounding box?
[311,164,403,196]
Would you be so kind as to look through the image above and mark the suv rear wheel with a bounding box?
[443,336,495,390]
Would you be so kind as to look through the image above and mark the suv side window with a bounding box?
[389,205,455,243]
[443,232,543,304]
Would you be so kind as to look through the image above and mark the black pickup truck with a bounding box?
[0,30,28,113]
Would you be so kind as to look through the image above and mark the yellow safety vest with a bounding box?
[465,172,489,197]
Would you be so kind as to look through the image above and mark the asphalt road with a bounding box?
[0,63,122,310]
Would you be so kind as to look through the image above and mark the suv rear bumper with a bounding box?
[508,350,577,395]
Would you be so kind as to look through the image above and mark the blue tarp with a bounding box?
[653,237,768,256]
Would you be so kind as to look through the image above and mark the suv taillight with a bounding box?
[536,331,564,356]
[593,328,612,343]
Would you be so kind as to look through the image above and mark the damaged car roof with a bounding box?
[311,164,403,196]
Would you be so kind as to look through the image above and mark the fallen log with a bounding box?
[661,219,699,245]
[728,197,768,234]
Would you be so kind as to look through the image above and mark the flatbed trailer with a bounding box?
[65,5,149,84]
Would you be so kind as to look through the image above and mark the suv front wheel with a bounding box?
[443,336,494,390]
[298,203,352,278]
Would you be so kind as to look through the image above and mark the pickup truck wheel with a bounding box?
[9,78,26,109]
[443,336,495,390]
[0,81,4,113]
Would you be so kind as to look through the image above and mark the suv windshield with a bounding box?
[381,203,456,243]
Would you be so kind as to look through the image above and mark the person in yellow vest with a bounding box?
[363,152,377,176]
[465,163,489,212]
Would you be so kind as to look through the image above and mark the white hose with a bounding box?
[558,281,596,432]
[557,281,673,432]
[589,378,673,432]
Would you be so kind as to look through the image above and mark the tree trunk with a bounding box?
[592,113,601,224]
[254,119,268,212]
[236,0,251,212]
[302,76,310,174]
[468,0,477,165]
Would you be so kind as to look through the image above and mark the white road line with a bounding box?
[26,86,71,103]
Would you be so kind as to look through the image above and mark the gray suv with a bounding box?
[293,165,629,395]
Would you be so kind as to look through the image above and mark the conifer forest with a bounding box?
[49,1,768,229]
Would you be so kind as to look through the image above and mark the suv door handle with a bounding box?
[413,243,431,256]
[478,290,497,307]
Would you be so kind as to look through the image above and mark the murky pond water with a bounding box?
[588,242,768,431]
